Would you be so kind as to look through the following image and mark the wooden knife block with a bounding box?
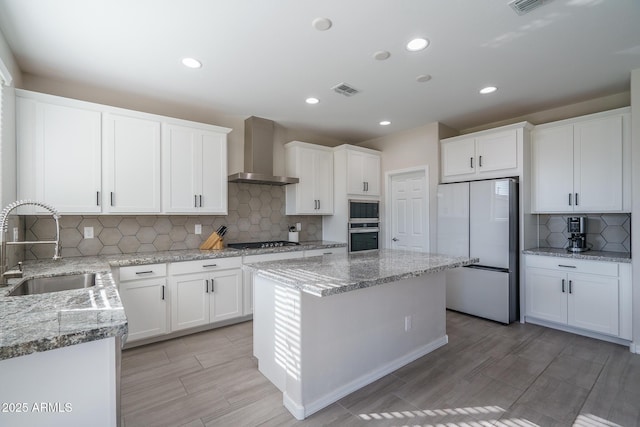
[200,232,224,250]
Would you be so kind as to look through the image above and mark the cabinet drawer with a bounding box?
[243,251,304,264]
[120,263,167,281]
[526,255,618,277]
[304,247,347,257]
[170,257,242,275]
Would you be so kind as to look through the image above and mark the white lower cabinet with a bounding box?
[303,247,347,257]
[525,255,631,339]
[118,263,168,342]
[169,257,243,331]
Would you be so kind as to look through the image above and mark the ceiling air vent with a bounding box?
[332,83,360,97]
[509,0,549,15]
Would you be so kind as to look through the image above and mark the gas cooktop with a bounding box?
[227,240,301,250]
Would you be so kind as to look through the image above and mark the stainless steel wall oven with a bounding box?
[348,222,379,252]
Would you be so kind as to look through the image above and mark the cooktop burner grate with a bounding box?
[227,240,300,249]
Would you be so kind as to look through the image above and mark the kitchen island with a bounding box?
[246,249,476,420]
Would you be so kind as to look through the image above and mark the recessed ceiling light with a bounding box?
[416,74,432,83]
[305,97,320,105]
[312,17,332,31]
[182,57,202,69]
[379,120,391,126]
[406,38,429,52]
[373,50,391,61]
[479,86,498,94]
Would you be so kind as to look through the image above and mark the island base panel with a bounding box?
[253,272,447,420]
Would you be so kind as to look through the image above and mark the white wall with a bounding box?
[631,68,639,353]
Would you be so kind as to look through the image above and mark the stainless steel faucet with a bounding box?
[0,200,62,284]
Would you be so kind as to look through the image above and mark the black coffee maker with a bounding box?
[567,217,589,252]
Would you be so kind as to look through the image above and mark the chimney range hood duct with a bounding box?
[228,116,299,185]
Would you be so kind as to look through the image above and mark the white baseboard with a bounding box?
[284,335,449,420]
[630,342,640,354]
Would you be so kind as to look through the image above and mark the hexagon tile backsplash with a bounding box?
[23,183,323,260]
[537,213,631,253]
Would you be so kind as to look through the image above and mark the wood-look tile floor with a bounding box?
[121,311,640,427]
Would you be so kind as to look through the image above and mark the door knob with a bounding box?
[392,237,399,242]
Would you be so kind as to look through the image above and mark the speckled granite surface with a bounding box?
[0,241,345,360]
[245,249,478,297]
[522,247,631,263]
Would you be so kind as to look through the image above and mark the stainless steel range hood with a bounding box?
[228,116,299,185]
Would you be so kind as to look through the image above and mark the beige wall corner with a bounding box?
[0,28,22,208]
[358,122,441,251]
[631,68,640,352]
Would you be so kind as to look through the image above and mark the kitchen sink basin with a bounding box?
[7,273,96,296]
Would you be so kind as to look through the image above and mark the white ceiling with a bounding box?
[1,0,639,142]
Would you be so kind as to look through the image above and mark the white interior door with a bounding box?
[389,170,429,252]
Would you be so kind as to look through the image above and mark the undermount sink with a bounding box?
[7,273,96,296]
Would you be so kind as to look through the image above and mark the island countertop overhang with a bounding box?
[244,249,478,297]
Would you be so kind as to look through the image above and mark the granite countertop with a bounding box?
[522,247,631,263]
[244,249,478,297]
[0,241,345,361]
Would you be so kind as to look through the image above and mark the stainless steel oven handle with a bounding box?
[348,228,380,233]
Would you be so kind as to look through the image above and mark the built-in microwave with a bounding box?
[349,199,379,222]
[348,222,379,253]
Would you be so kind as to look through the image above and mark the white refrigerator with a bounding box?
[437,178,518,324]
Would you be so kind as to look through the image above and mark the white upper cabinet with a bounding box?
[285,141,333,215]
[346,149,381,196]
[17,96,102,214]
[531,108,630,213]
[440,123,530,183]
[17,90,231,215]
[103,114,161,213]
[162,124,228,214]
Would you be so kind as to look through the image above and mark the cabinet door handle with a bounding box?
[470,157,474,169]
[363,182,366,192]
[568,193,572,206]
[161,285,165,300]
[202,264,217,268]
[561,279,565,293]
[96,191,100,206]
[318,199,320,210]
[135,270,154,275]
[558,264,576,269]
[479,155,483,167]
[365,182,369,191]
[575,193,579,206]
[569,280,573,294]
[205,279,209,293]
[211,279,215,293]
[199,195,203,207]
[194,195,198,208]
[110,192,114,206]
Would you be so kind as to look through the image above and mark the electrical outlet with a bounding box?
[404,315,412,332]
[296,222,302,231]
[84,227,94,239]
[195,224,202,235]
[12,227,19,242]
